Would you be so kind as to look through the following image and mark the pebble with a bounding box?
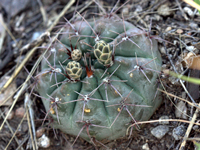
[135,5,143,12]
[165,27,172,32]
[186,45,195,52]
[157,4,172,16]
[154,14,161,21]
[37,134,50,148]
[193,125,200,132]
[175,101,187,119]
[173,40,178,45]
[172,125,186,140]
[176,29,183,34]
[142,143,150,150]
[122,7,129,15]
[36,127,46,138]
[31,31,43,41]
[189,22,198,29]
[159,116,169,125]
[151,125,169,139]
[160,47,166,54]
[183,7,194,18]
[144,15,150,22]
[15,107,26,118]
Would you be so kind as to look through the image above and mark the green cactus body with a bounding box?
[36,16,162,142]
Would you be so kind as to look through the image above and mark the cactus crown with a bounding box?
[35,0,163,146]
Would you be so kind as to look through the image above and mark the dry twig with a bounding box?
[179,103,200,150]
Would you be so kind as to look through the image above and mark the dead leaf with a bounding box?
[182,52,200,70]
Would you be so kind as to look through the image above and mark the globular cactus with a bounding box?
[35,4,163,144]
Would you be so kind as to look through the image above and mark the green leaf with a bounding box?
[194,0,200,14]
[168,71,200,85]
[194,141,200,150]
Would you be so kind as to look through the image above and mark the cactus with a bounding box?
[35,2,163,144]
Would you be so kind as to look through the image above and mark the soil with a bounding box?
[0,0,200,150]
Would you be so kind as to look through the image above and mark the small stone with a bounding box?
[144,15,150,22]
[175,101,187,119]
[154,14,161,21]
[183,7,194,18]
[189,22,198,29]
[159,116,169,124]
[160,47,166,54]
[15,107,26,118]
[193,125,200,132]
[165,27,172,32]
[186,46,195,52]
[37,134,50,148]
[142,143,150,150]
[176,29,183,34]
[151,125,169,139]
[122,7,129,15]
[157,4,172,16]
[31,31,43,42]
[135,5,143,12]
[172,125,186,140]
[173,40,178,45]
[36,127,45,138]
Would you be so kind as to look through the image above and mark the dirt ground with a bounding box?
[0,0,200,149]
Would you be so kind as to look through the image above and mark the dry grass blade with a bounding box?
[158,88,192,119]
[25,93,37,150]
[163,40,198,107]
[0,85,22,107]
[183,0,200,11]
[0,44,40,94]
[0,16,17,43]
[26,104,36,150]
[0,110,22,149]
[176,0,189,20]
[1,0,195,149]
[47,0,76,32]
[0,0,76,93]
[0,45,40,132]
[185,138,200,141]
[0,0,76,140]
[179,103,200,149]
[5,112,27,150]
[36,0,47,23]
[158,89,199,109]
